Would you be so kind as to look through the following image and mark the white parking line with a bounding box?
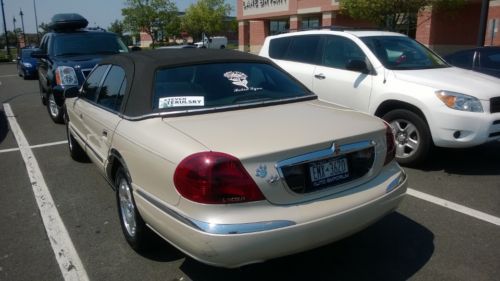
[0,74,17,78]
[3,103,89,281]
[0,140,68,154]
[407,188,500,226]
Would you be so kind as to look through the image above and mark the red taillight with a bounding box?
[384,122,396,165]
[173,152,265,204]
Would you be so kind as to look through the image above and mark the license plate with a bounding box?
[309,157,349,187]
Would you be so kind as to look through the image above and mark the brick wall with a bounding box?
[249,20,268,53]
[486,4,500,46]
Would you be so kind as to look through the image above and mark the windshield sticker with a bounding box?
[159,96,205,108]
[223,71,264,93]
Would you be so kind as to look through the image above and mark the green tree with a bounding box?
[181,0,232,41]
[122,0,179,48]
[340,0,466,32]
[38,22,51,37]
[108,20,125,36]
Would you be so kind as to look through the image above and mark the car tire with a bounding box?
[383,109,432,166]
[115,167,152,251]
[47,92,64,124]
[65,120,88,162]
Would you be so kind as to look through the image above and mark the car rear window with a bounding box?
[269,35,320,64]
[152,62,312,111]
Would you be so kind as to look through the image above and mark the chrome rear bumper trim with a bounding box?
[135,189,296,235]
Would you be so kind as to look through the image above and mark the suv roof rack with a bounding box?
[48,13,88,32]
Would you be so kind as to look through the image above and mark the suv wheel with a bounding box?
[115,167,152,251]
[47,92,64,123]
[383,109,431,166]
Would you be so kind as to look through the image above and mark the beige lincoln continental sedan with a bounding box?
[63,49,407,268]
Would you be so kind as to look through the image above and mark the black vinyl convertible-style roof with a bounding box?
[99,49,277,118]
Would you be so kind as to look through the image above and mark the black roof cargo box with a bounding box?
[48,13,88,31]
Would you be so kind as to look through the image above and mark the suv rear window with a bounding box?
[152,62,312,111]
[269,35,320,64]
[52,33,128,56]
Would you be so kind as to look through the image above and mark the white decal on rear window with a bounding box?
[159,96,205,108]
[224,71,249,90]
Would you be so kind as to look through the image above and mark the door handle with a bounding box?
[314,73,326,80]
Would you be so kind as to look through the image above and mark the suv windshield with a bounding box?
[153,62,313,111]
[53,33,128,56]
[361,36,449,70]
[21,49,35,58]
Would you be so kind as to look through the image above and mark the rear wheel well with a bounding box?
[374,100,428,124]
[107,151,125,188]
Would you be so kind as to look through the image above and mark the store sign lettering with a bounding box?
[243,0,288,10]
[242,0,289,16]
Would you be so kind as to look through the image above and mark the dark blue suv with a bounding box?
[32,14,129,123]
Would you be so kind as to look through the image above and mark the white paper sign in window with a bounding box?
[159,96,205,108]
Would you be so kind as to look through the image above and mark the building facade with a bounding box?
[238,0,500,55]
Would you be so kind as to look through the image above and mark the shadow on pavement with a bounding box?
[420,142,500,175]
[179,212,434,281]
[0,109,8,144]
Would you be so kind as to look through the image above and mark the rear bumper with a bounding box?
[134,163,407,268]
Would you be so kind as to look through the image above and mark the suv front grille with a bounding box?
[277,142,375,194]
[491,97,500,113]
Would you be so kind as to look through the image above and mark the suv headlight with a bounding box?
[55,66,78,86]
[435,90,483,113]
[23,62,33,68]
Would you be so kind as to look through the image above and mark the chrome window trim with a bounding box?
[135,189,296,235]
[122,95,317,121]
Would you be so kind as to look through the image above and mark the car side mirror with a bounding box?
[64,87,80,99]
[130,46,141,52]
[346,59,369,74]
[31,49,47,59]
[17,56,21,61]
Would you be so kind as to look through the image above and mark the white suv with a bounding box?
[260,30,500,165]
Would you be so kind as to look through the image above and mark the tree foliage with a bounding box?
[108,20,125,36]
[340,0,466,31]
[122,0,178,48]
[181,0,232,40]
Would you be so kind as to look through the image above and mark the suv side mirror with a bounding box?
[31,49,48,59]
[64,87,80,99]
[346,59,369,74]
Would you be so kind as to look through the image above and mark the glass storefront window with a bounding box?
[270,20,289,35]
[301,17,320,30]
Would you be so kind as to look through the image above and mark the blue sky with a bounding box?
[2,0,236,33]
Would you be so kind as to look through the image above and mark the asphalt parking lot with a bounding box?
[0,63,499,281]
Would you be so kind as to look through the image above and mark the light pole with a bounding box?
[12,16,17,47]
[1,0,10,58]
[20,8,26,46]
[33,0,39,43]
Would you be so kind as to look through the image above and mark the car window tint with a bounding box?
[321,36,367,70]
[53,33,128,56]
[153,62,312,111]
[448,51,474,68]
[97,66,126,111]
[481,52,500,69]
[81,65,108,102]
[283,35,320,64]
[269,37,291,60]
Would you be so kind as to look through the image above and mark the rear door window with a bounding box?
[283,35,321,64]
[269,37,291,60]
[321,35,367,70]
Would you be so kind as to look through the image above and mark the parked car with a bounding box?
[31,13,129,123]
[194,34,228,49]
[444,46,500,78]
[64,49,407,268]
[17,48,38,79]
[259,30,500,165]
